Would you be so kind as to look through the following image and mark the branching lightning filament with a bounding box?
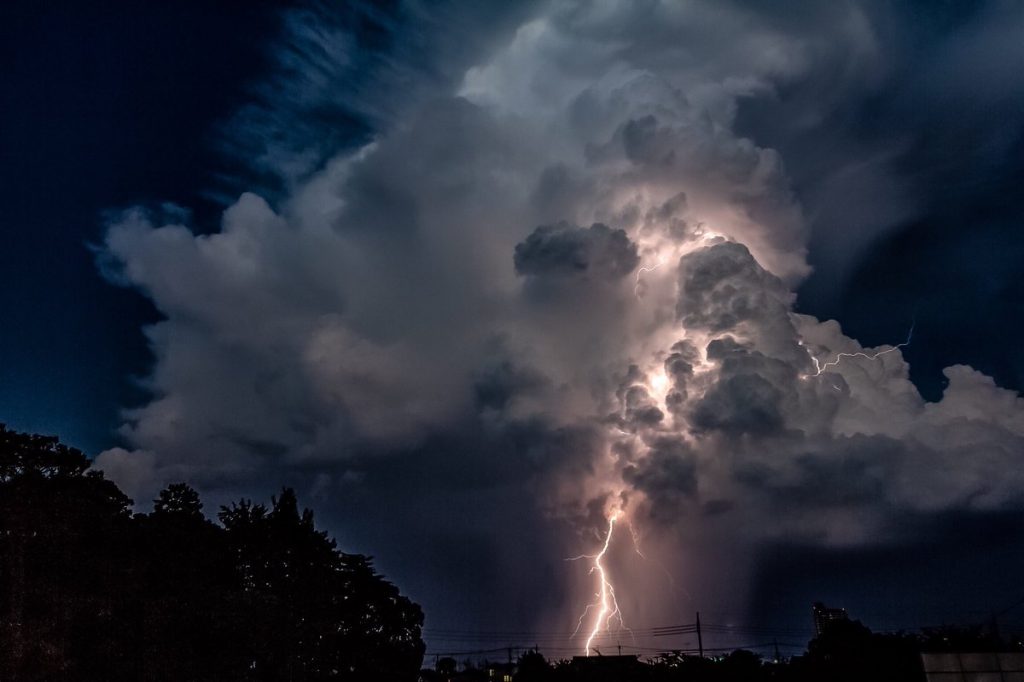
[569,510,628,655]
[807,324,914,377]
[634,259,666,297]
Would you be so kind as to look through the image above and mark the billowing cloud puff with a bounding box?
[94,0,1024,637]
[514,222,639,282]
[622,437,697,522]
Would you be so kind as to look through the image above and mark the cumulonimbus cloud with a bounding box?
[95,0,1024,633]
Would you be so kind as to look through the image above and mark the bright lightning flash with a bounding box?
[632,226,723,299]
[570,510,628,655]
[648,370,670,398]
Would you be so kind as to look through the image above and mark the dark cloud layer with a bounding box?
[733,1,1024,400]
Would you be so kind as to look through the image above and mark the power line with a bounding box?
[424,620,814,642]
[424,640,808,659]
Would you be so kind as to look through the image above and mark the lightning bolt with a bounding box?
[807,324,914,377]
[569,510,628,655]
[626,521,647,559]
[627,520,684,599]
[634,260,666,297]
[632,222,724,298]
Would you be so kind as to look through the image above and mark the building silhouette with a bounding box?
[812,601,849,636]
[570,654,643,681]
[921,652,1024,681]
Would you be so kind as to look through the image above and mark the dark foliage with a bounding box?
[515,650,554,681]
[789,619,923,682]
[0,424,424,681]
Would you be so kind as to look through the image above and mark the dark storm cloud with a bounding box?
[692,371,786,436]
[473,360,549,412]
[623,437,697,522]
[663,351,694,379]
[734,434,900,509]
[690,338,799,436]
[619,115,679,167]
[748,507,1024,632]
[621,385,665,428]
[513,222,640,281]
[530,163,599,224]
[677,242,795,343]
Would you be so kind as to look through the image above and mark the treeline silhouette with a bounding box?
[0,424,425,681]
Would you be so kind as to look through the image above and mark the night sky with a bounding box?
[3,0,1024,657]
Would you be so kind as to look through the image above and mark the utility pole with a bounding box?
[990,614,1001,642]
[696,611,704,659]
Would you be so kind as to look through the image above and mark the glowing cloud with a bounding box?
[93,0,1024,641]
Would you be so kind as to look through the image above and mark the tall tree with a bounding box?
[0,424,134,681]
[219,488,425,681]
[132,482,236,681]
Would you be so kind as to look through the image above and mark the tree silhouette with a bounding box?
[514,650,553,681]
[0,425,425,681]
[434,656,457,677]
[0,424,134,680]
[219,488,425,680]
[152,482,204,519]
[792,619,922,682]
[130,482,236,681]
